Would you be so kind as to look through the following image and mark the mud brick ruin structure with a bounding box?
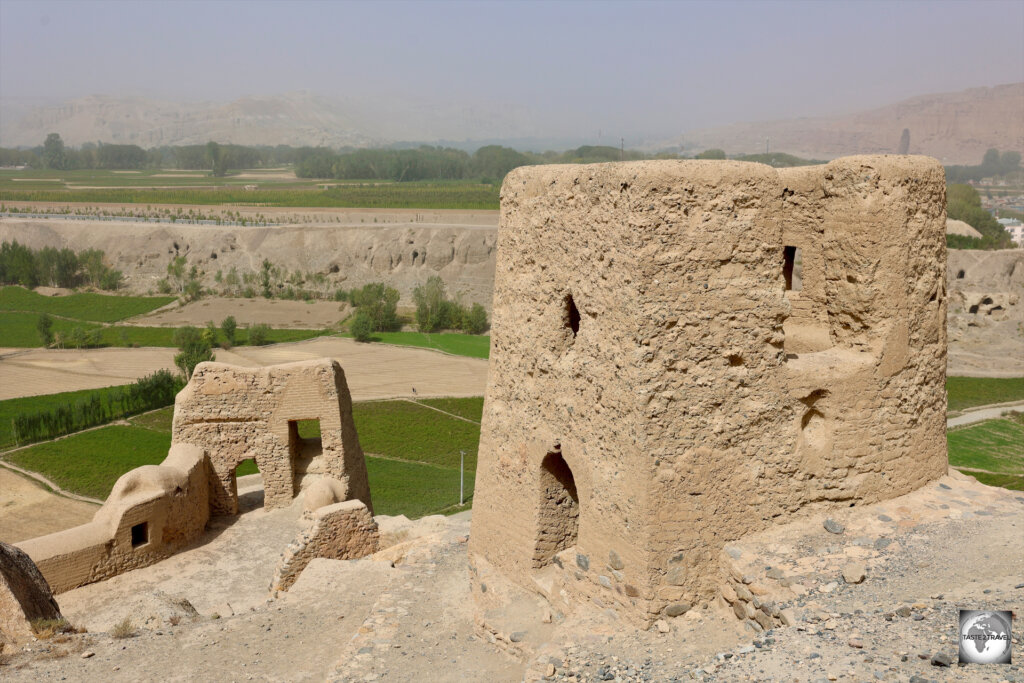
[172,359,372,515]
[469,155,948,625]
[14,359,374,595]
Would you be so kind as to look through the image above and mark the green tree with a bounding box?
[695,149,727,160]
[207,141,228,177]
[172,326,214,380]
[202,321,218,347]
[36,314,53,347]
[349,282,400,331]
[462,303,489,334]
[221,315,237,347]
[350,309,375,342]
[42,133,67,170]
[260,259,273,298]
[413,276,457,332]
[248,323,270,346]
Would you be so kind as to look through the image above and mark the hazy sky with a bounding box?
[2,0,1022,139]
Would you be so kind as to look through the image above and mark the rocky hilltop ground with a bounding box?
[1,470,1021,681]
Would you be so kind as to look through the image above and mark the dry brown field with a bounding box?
[0,337,488,401]
[125,297,352,329]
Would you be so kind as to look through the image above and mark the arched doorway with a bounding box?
[533,451,579,568]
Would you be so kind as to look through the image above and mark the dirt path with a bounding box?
[946,401,1024,428]
[0,337,488,401]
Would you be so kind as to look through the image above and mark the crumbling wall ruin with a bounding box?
[171,359,372,515]
[469,155,948,626]
[17,443,210,594]
[270,499,379,593]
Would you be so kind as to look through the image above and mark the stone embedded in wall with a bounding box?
[171,358,372,516]
[270,499,379,592]
[1,541,63,642]
[469,155,948,626]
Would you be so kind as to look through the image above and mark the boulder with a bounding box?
[1,541,63,642]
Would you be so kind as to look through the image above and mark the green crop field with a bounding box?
[0,287,174,322]
[948,414,1024,491]
[946,376,1024,412]
[5,425,171,500]
[0,310,328,348]
[0,311,102,346]
[346,331,491,359]
[0,181,500,211]
[416,397,484,422]
[5,398,482,516]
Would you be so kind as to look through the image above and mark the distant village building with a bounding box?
[998,218,1024,247]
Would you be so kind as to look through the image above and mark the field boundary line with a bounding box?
[364,452,466,472]
[0,459,103,505]
[405,397,481,423]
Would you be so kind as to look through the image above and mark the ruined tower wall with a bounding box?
[470,164,653,610]
[171,359,371,515]
[471,156,948,626]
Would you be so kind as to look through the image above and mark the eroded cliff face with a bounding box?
[947,249,1024,377]
[0,218,497,308]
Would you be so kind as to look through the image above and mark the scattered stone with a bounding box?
[874,537,892,550]
[509,631,525,643]
[895,605,912,618]
[823,519,845,534]
[545,663,556,677]
[81,651,95,659]
[576,554,590,571]
[848,637,864,648]
[842,562,866,584]
[654,619,669,634]
[766,567,785,580]
[939,483,951,490]
[664,602,690,617]
[779,608,797,627]
[930,652,952,667]
[608,550,624,571]
[877,514,892,522]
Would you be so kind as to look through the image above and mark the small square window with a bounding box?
[131,522,149,548]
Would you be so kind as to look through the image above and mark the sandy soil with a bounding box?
[0,468,98,543]
[0,337,488,401]
[124,297,351,329]
[0,347,177,400]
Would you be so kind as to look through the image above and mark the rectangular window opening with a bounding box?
[783,246,803,292]
[130,521,149,549]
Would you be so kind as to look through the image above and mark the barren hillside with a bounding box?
[0,214,498,309]
[680,83,1024,164]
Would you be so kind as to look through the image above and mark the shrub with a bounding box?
[172,326,214,380]
[350,309,375,342]
[111,617,136,639]
[37,313,53,346]
[462,303,489,334]
[221,315,237,347]
[248,323,270,346]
